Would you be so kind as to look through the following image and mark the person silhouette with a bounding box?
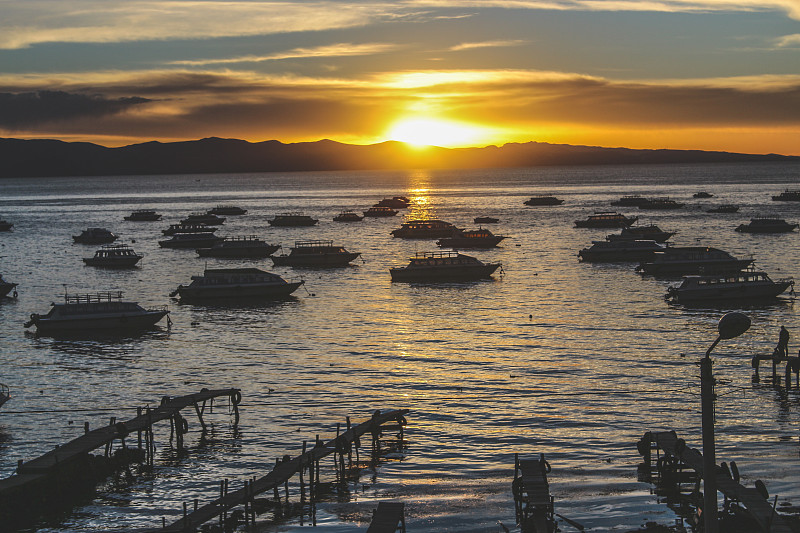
[777,325,790,359]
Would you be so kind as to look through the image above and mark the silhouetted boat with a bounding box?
[83,244,143,267]
[437,228,507,248]
[162,223,217,236]
[271,240,360,267]
[735,217,798,233]
[375,197,410,208]
[72,228,118,244]
[124,209,162,221]
[209,205,247,215]
[171,268,303,301]
[391,219,461,238]
[0,218,12,231]
[0,274,17,297]
[268,212,319,226]
[159,233,223,249]
[693,191,713,198]
[610,195,648,207]
[606,224,675,243]
[474,216,499,224]
[181,213,225,225]
[578,240,664,262]
[574,212,637,228]
[666,270,794,303]
[638,197,684,210]
[636,247,753,275]
[196,236,279,258]
[363,206,398,217]
[390,251,500,282]
[707,204,739,213]
[772,189,800,201]
[524,195,563,206]
[24,291,169,334]
[333,210,364,222]
[0,383,9,409]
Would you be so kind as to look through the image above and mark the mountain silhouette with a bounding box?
[0,137,797,178]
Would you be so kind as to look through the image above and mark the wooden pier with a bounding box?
[512,453,555,533]
[366,502,407,533]
[0,388,240,529]
[638,430,793,533]
[153,408,409,532]
[752,353,800,387]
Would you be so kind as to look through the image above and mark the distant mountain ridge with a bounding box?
[0,137,797,178]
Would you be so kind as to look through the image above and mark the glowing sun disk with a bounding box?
[387,118,488,147]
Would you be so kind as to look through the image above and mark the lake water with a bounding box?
[1,162,800,532]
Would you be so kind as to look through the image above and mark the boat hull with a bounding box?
[197,245,279,258]
[436,236,505,248]
[29,310,169,334]
[390,264,500,282]
[83,257,142,267]
[271,253,360,267]
[268,219,318,226]
[668,281,793,303]
[159,237,223,248]
[176,281,303,301]
[736,224,798,233]
[0,282,17,297]
[638,259,753,275]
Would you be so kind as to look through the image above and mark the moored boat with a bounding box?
[196,236,279,258]
[666,270,794,303]
[333,210,364,222]
[0,218,14,231]
[162,223,217,236]
[83,244,143,267]
[271,240,361,267]
[124,209,162,221]
[578,240,664,262]
[0,383,9,409]
[735,217,798,233]
[181,213,225,226]
[610,195,648,207]
[0,274,18,297]
[24,292,169,334]
[636,246,753,275]
[391,219,461,238]
[524,195,563,206]
[437,228,507,248]
[574,212,638,228]
[638,197,684,210]
[693,191,713,198]
[605,224,675,243]
[363,206,398,217]
[772,189,800,201]
[171,268,303,301]
[209,205,247,215]
[707,204,740,214]
[72,228,118,244]
[390,251,500,282]
[159,233,223,249]
[375,196,410,208]
[474,216,499,224]
[268,213,319,226]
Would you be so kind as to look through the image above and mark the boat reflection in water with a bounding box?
[171,268,304,302]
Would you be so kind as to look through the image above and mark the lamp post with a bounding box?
[700,312,751,533]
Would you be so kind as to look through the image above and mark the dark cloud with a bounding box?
[0,90,150,128]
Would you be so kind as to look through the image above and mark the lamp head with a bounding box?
[717,312,751,340]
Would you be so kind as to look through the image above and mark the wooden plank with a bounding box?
[366,502,405,533]
[647,431,792,533]
[156,409,409,532]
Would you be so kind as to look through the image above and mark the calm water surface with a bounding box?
[1,163,800,531]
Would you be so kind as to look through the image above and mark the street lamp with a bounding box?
[701,312,751,533]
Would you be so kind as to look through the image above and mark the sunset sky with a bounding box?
[1,0,800,154]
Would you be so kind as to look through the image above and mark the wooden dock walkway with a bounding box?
[366,502,406,532]
[0,388,240,529]
[512,453,555,533]
[752,354,800,387]
[154,408,409,532]
[638,430,793,533]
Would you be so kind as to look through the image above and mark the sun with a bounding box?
[386,118,491,148]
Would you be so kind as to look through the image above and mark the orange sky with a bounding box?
[1,1,800,155]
